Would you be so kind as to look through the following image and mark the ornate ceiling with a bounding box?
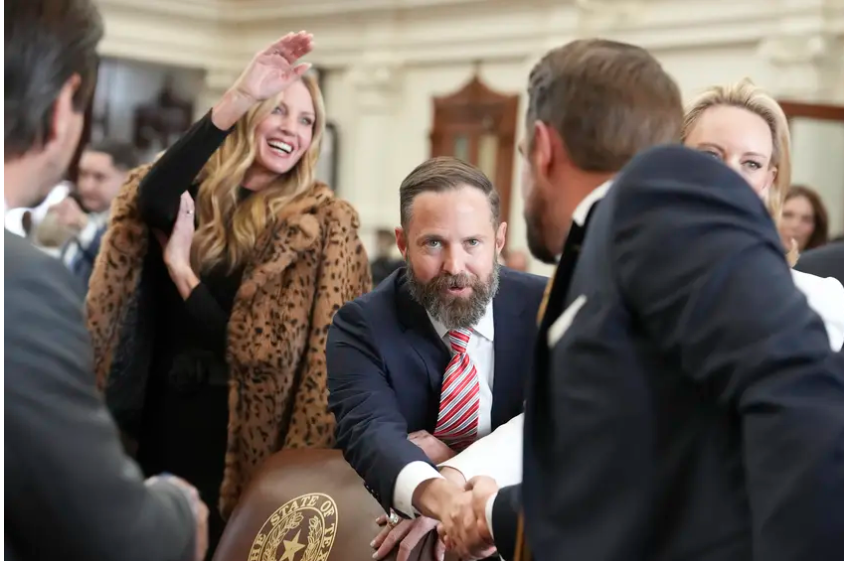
[98,0,514,22]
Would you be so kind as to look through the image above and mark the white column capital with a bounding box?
[756,32,840,99]
[756,33,833,66]
[348,60,404,112]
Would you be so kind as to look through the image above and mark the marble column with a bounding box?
[757,31,844,232]
[343,61,404,254]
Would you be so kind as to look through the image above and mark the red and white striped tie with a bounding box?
[433,328,480,450]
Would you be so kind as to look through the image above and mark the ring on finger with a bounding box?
[387,511,401,527]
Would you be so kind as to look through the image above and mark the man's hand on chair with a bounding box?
[370,434,457,561]
[408,430,456,464]
[372,515,444,561]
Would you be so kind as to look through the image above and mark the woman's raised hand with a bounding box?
[233,31,314,104]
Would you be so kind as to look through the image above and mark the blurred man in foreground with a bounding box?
[5,1,207,560]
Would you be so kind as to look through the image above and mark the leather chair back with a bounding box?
[212,449,439,561]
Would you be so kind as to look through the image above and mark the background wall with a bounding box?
[92,57,205,160]
[97,0,844,273]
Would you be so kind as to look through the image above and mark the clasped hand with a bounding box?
[436,476,498,560]
[371,430,497,561]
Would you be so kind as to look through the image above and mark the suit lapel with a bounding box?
[536,204,598,371]
[491,272,531,427]
[395,273,451,392]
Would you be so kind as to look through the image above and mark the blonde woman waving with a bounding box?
[87,31,371,556]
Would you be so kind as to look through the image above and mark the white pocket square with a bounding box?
[547,294,587,348]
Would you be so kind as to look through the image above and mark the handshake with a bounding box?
[371,431,499,561]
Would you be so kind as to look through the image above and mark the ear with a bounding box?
[767,166,778,192]
[395,226,408,258]
[47,74,82,148]
[530,121,555,181]
[495,221,508,256]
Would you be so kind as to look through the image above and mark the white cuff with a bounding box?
[77,218,99,246]
[485,491,497,541]
[393,461,443,518]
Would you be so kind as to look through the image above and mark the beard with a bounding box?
[406,259,500,331]
[524,205,558,265]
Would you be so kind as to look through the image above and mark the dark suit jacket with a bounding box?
[794,240,844,286]
[327,266,546,514]
[4,231,197,561]
[59,223,106,291]
[493,146,844,561]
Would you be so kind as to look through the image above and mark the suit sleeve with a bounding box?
[4,255,197,561]
[282,202,372,449]
[137,111,232,233]
[327,301,436,514]
[611,161,844,561]
[489,484,522,561]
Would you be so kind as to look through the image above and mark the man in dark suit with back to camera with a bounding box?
[438,39,844,561]
[327,157,546,560]
[4,1,208,560]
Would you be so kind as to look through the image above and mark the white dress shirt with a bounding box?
[391,300,495,518]
[4,182,70,237]
[791,269,844,351]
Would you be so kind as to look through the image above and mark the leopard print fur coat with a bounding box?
[86,164,371,517]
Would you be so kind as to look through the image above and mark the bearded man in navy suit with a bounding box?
[327,156,546,560]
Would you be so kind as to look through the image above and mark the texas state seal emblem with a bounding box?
[248,493,339,561]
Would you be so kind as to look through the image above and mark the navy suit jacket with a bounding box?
[493,145,844,561]
[327,266,546,513]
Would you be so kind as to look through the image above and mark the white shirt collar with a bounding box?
[427,299,495,342]
[572,180,613,226]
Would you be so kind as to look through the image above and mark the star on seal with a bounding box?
[248,493,339,561]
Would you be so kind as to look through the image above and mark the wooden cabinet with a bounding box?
[430,75,519,234]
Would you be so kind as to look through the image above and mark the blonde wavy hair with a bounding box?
[191,73,325,273]
[682,79,798,263]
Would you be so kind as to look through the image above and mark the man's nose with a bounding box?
[442,248,467,275]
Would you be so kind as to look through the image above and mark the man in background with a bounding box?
[54,140,139,288]
[502,248,529,272]
[4,1,207,560]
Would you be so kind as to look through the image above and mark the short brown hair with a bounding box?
[399,156,500,227]
[527,38,683,171]
[5,0,103,158]
[787,185,829,250]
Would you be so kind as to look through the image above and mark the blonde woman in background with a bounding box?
[682,79,844,350]
[86,31,371,557]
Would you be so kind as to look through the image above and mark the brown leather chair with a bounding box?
[212,449,442,561]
